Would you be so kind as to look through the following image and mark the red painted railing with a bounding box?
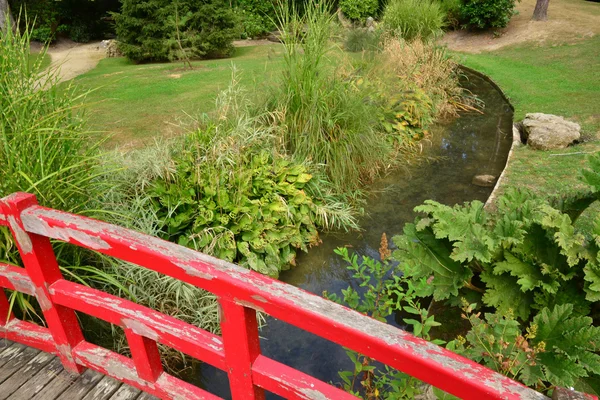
[0,192,555,399]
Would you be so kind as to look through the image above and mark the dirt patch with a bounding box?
[441,0,600,53]
[45,39,107,83]
[233,39,275,47]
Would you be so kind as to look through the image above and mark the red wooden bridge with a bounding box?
[0,192,590,399]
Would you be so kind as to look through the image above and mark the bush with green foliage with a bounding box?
[448,302,600,391]
[382,0,445,41]
[438,0,461,28]
[459,0,517,29]
[383,155,600,393]
[143,77,358,277]
[393,187,600,321]
[339,0,379,22]
[114,0,237,63]
[10,0,120,43]
[233,0,277,39]
[327,240,444,398]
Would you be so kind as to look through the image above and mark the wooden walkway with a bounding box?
[0,339,159,400]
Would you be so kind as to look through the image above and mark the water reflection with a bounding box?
[198,71,514,398]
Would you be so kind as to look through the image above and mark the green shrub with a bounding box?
[141,77,358,277]
[382,0,445,41]
[11,0,120,43]
[339,0,379,21]
[270,0,387,190]
[437,0,461,28]
[69,21,92,43]
[233,0,277,38]
[459,0,517,29]
[448,303,600,391]
[114,0,237,63]
[392,188,600,321]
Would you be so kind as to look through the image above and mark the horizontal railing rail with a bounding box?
[0,192,555,399]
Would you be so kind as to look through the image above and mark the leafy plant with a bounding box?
[459,0,517,30]
[326,236,444,398]
[233,0,277,38]
[392,188,600,321]
[144,74,358,277]
[449,302,600,391]
[382,0,445,41]
[339,0,379,22]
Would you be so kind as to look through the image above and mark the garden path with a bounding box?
[44,39,106,83]
[441,0,600,53]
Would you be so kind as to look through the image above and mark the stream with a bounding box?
[195,70,514,398]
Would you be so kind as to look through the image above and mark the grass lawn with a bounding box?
[72,44,285,147]
[456,36,600,134]
[455,35,600,227]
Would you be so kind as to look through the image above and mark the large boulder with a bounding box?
[522,113,581,150]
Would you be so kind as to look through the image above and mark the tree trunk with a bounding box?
[532,0,550,21]
[0,0,15,32]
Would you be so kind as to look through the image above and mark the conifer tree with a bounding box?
[114,0,237,63]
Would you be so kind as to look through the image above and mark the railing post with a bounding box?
[0,193,84,373]
[0,289,14,325]
[220,298,265,400]
[124,327,163,382]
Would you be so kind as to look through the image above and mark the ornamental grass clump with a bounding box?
[377,38,469,118]
[0,17,129,318]
[382,0,445,41]
[269,0,387,191]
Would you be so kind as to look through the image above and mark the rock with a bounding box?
[104,39,122,58]
[472,174,497,187]
[522,113,580,150]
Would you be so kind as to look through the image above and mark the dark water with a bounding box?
[195,71,514,398]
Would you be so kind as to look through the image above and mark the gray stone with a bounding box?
[523,113,580,150]
[472,174,497,187]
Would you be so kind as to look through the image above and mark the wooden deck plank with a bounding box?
[0,349,54,399]
[0,340,172,400]
[81,375,123,400]
[52,368,105,400]
[0,345,40,384]
[0,343,26,370]
[6,357,64,400]
[107,383,141,400]
[135,392,160,400]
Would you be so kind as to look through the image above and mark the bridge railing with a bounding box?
[0,192,553,399]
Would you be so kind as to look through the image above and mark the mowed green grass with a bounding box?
[457,35,600,228]
[456,36,600,134]
[72,44,285,147]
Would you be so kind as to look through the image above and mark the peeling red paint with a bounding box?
[0,192,580,400]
